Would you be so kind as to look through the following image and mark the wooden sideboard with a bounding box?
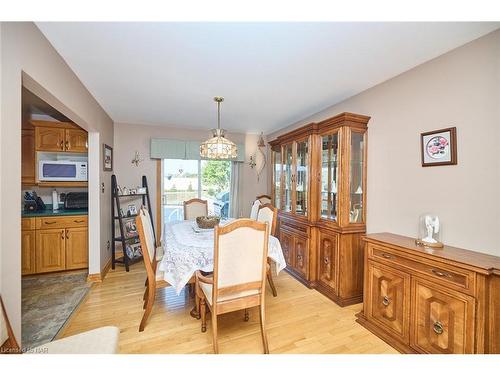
[356,233,500,354]
[269,112,369,306]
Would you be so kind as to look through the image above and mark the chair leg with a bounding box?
[195,294,201,319]
[267,269,278,297]
[244,308,249,321]
[259,304,269,354]
[211,312,219,354]
[143,285,149,309]
[139,286,155,332]
[200,298,207,333]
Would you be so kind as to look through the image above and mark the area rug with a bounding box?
[22,271,91,350]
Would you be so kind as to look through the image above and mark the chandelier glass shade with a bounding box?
[200,97,238,159]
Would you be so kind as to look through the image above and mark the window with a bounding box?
[162,159,232,222]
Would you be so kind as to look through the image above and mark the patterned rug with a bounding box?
[22,271,91,350]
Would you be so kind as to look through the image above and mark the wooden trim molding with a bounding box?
[156,159,161,246]
[87,257,112,283]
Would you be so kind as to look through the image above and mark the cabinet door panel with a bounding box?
[21,230,36,275]
[36,229,66,273]
[22,129,36,185]
[280,230,294,268]
[318,230,338,290]
[411,279,475,354]
[294,236,309,278]
[66,227,88,270]
[367,261,410,343]
[65,129,88,152]
[35,127,65,152]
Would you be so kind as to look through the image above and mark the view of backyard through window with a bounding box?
[162,159,232,222]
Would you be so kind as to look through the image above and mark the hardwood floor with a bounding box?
[59,263,397,354]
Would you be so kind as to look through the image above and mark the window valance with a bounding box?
[150,138,245,162]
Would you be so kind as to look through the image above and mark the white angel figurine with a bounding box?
[422,215,439,244]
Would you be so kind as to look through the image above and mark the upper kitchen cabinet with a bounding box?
[269,112,370,306]
[31,120,88,153]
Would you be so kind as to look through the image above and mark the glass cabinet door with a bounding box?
[283,143,293,212]
[273,148,282,209]
[295,139,308,216]
[349,131,365,223]
[321,133,339,221]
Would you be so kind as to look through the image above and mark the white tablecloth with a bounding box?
[159,220,286,294]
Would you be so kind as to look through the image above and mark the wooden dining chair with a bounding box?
[249,199,261,220]
[183,198,208,220]
[256,194,272,205]
[1,295,19,353]
[136,206,165,332]
[257,203,278,297]
[196,219,270,354]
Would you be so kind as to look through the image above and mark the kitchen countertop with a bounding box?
[22,206,88,218]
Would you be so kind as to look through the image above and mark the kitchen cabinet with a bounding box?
[22,129,36,185]
[65,128,88,153]
[36,228,66,273]
[21,215,88,275]
[65,227,89,270]
[269,112,370,305]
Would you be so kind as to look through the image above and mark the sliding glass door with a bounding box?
[162,159,232,223]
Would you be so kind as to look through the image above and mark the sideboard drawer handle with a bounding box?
[45,221,56,224]
[431,269,452,278]
[433,321,444,335]
[381,253,392,259]
[382,296,390,306]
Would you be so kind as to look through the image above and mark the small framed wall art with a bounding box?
[420,127,457,167]
[103,144,113,171]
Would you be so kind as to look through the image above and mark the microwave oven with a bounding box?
[38,160,88,182]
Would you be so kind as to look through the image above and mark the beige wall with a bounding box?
[113,122,268,233]
[0,22,114,340]
[267,29,500,256]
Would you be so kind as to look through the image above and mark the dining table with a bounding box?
[158,219,287,297]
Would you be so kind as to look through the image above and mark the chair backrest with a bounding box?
[213,219,269,303]
[249,199,261,220]
[183,198,208,220]
[256,195,272,205]
[1,295,19,353]
[257,203,277,236]
[136,207,156,271]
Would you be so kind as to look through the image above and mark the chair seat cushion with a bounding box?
[199,282,260,306]
[31,326,119,354]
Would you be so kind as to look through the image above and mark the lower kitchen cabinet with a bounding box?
[36,229,66,273]
[65,227,89,270]
[21,230,36,275]
[21,215,88,275]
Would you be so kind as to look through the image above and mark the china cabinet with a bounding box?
[269,112,370,306]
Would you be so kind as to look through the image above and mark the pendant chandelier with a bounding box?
[200,96,238,159]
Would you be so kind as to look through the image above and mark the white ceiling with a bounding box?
[37,22,499,134]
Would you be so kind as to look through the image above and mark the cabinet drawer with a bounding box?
[411,278,475,354]
[368,244,475,294]
[280,220,309,237]
[367,261,411,344]
[22,217,35,230]
[36,215,88,229]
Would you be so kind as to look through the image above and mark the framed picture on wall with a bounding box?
[420,127,457,167]
[103,144,113,171]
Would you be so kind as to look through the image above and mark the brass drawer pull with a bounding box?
[74,220,85,223]
[65,140,70,150]
[45,221,56,224]
[60,230,65,239]
[60,140,64,150]
[431,269,452,278]
[381,253,393,259]
[66,229,70,239]
[433,321,444,335]
[382,296,390,306]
